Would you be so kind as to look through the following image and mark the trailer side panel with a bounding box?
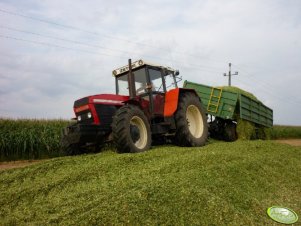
[239,94,273,127]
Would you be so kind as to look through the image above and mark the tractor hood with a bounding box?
[73,94,130,125]
[74,94,129,108]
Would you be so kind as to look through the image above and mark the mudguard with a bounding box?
[163,88,199,117]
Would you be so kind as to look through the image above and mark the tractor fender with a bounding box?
[164,88,199,117]
[123,98,141,107]
[123,97,151,119]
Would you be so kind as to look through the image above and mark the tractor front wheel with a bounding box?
[62,143,82,156]
[112,105,151,153]
[175,92,208,147]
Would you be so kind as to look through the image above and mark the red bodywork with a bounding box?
[74,94,129,125]
[73,88,198,125]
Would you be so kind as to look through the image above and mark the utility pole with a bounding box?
[223,63,238,86]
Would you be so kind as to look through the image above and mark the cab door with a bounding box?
[147,68,166,116]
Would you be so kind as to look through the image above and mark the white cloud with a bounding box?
[0,0,301,124]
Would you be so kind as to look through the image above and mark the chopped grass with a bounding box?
[1,141,300,225]
[236,119,270,140]
[236,119,256,140]
[218,86,260,102]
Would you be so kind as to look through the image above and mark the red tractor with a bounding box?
[61,59,208,154]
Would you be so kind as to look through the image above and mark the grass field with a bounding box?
[1,140,300,225]
[271,125,301,139]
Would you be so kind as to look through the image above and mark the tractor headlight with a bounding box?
[77,116,82,121]
[87,112,92,119]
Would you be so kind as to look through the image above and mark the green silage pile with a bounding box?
[236,119,271,140]
[218,86,271,140]
[218,86,261,102]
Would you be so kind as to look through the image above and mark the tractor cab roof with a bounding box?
[112,59,179,77]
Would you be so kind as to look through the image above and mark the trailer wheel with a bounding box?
[175,92,208,146]
[223,122,237,141]
[112,105,151,153]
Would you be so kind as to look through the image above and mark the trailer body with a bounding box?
[183,80,273,128]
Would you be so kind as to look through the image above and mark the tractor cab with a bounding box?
[113,59,179,95]
[113,59,180,117]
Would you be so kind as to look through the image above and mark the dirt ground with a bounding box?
[1,139,301,171]
[0,160,42,171]
[275,139,301,147]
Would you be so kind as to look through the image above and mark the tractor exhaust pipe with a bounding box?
[128,59,136,99]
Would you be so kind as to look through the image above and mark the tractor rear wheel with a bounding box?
[112,105,151,153]
[175,92,208,146]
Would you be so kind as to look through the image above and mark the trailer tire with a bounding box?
[175,92,208,147]
[112,105,151,153]
[223,122,237,142]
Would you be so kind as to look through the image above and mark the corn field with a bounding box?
[0,118,70,161]
[1,118,300,162]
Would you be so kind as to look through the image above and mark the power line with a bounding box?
[1,9,300,119]
[0,9,126,42]
[1,34,300,108]
[0,30,226,73]
[234,76,301,107]
[0,34,118,57]
[233,63,280,89]
[0,25,139,55]
[0,8,178,52]
[2,9,298,107]
[231,63,298,104]
[214,64,301,107]
[0,8,227,64]
[0,25,193,64]
[233,63,289,95]
[230,63,300,99]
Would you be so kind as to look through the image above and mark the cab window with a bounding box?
[116,68,147,95]
[164,74,177,91]
[134,68,148,95]
[148,69,164,92]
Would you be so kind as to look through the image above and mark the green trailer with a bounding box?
[183,80,273,140]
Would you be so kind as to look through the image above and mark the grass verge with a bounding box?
[0,140,300,225]
[271,125,301,139]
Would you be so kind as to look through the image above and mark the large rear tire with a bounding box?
[112,105,151,153]
[175,92,208,146]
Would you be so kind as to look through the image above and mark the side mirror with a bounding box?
[175,70,180,76]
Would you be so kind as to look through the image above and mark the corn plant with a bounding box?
[0,118,70,161]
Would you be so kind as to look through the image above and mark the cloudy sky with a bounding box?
[0,0,300,125]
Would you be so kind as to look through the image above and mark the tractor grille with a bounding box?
[94,104,117,130]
